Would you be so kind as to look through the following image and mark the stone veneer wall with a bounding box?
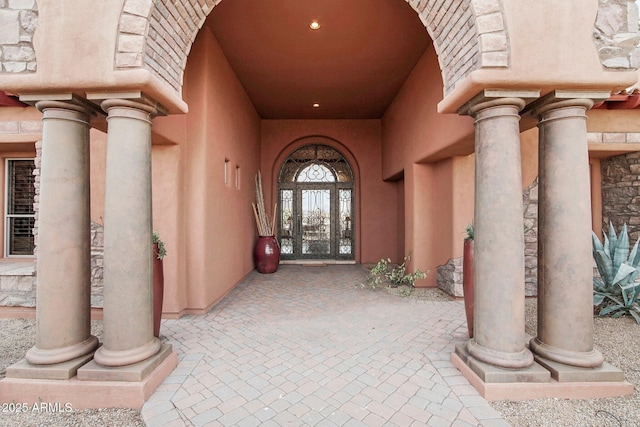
[601,152,640,242]
[0,0,37,73]
[594,0,640,69]
[437,178,539,297]
[90,222,104,307]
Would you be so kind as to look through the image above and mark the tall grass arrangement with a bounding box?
[252,170,276,236]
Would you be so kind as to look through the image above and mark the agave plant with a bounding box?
[592,222,640,324]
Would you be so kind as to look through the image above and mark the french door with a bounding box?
[279,184,353,259]
[278,144,354,260]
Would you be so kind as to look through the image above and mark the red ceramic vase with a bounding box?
[463,238,474,338]
[254,236,280,274]
[153,243,164,338]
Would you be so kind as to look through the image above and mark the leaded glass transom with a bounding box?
[279,145,352,183]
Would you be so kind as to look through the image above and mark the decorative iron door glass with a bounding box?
[278,144,354,260]
[301,188,331,256]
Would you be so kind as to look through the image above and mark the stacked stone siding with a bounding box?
[601,151,640,242]
[0,268,35,306]
[594,0,640,69]
[436,256,463,297]
[522,178,539,296]
[0,0,37,73]
[90,222,104,307]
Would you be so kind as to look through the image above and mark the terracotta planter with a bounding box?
[153,242,164,338]
[463,238,474,338]
[254,236,280,274]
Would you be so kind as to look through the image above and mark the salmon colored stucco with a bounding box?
[0,0,639,317]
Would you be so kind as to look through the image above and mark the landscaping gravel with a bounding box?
[1,293,638,426]
[0,319,144,427]
[490,299,640,427]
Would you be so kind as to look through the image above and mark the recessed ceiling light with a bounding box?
[310,20,321,30]
[312,103,320,108]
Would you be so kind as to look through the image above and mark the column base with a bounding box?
[25,335,99,366]
[466,338,534,369]
[456,344,549,383]
[6,352,95,380]
[0,345,177,409]
[78,343,173,382]
[451,351,634,401]
[93,337,161,367]
[529,337,604,368]
[534,355,624,382]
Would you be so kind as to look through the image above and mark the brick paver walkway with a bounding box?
[141,265,510,426]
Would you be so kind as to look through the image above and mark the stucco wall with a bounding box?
[382,45,476,179]
[178,26,262,315]
[260,120,398,265]
[381,44,476,285]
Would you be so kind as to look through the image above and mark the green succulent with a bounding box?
[592,223,640,324]
[153,231,167,260]
[465,224,474,240]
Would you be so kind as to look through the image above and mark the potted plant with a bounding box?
[252,171,280,273]
[463,224,474,338]
[153,231,167,338]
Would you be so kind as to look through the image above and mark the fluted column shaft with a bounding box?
[26,100,98,365]
[529,97,604,368]
[93,99,161,367]
[465,97,533,369]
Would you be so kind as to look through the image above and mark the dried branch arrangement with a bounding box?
[252,170,276,236]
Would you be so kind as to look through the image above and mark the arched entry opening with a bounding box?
[277,144,354,260]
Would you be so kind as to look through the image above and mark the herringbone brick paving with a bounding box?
[142,265,509,426]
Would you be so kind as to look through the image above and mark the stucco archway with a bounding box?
[114,0,504,96]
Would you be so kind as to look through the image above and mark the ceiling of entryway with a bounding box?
[206,0,431,119]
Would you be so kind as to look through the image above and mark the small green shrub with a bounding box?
[153,231,167,260]
[366,255,427,290]
[592,222,640,324]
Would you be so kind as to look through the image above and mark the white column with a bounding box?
[26,100,98,366]
[93,99,161,367]
[465,96,533,369]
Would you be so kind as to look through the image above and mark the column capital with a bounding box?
[100,99,158,125]
[525,90,611,118]
[87,91,167,117]
[19,93,101,120]
[458,89,540,116]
